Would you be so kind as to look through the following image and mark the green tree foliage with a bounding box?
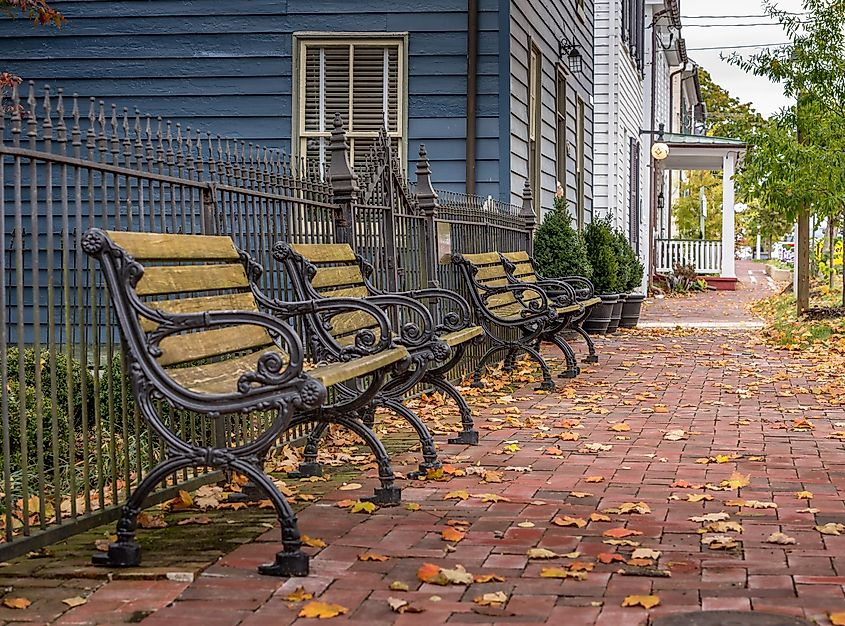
[697,67,765,139]
[673,171,723,240]
[583,218,620,294]
[533,196,592,280]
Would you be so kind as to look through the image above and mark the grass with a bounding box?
[753,282,845,350]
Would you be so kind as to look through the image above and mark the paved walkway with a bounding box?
[6,275,845,626]
[639,260,780,329]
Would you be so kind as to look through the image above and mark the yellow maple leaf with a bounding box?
[830,612,845,626]
[284,586,314,602]
[622,594,661,609]
[444,490,470,501]
[584,476,605,483]
[720,472,751,490]
[349,501,377,514]
[552,515,587,528]
[609,423,631,432]
[2,597,31,609]
[301,535,327,548]
[796,491,813,500]
[358,553,390,561]
[298,601,348,619]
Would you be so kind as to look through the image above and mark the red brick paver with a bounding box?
[13,280,845,626]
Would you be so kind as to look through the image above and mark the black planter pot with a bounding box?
[619,293,645,328]
[583,294,618,334]
[606,294,626,333]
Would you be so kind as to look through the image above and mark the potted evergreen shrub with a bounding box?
[533,196,592,280]
[620,245,645,328]
[582,218,620,334]
[606,230,632,333]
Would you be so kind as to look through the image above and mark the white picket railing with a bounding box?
[656,239,722,275]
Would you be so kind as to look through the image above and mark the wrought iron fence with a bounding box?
[0,84,534,558]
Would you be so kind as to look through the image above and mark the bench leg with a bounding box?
[520,343,556,391]
[92,456,191,570]
[230,460,309,577]
[550,335,580,379]
[471,345,508,388]
[379,398,441,479]
[573,324,599,364]
[427,376,478,446]
[503,348,519,373]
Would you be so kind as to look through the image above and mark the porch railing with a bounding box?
[0,84,533,559]
[656,239,722,275]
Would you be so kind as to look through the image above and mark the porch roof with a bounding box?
[661,132,746,170]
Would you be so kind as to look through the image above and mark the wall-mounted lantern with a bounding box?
[558,37,583,74]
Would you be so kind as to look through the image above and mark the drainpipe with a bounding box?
[666,61,687,243]
[466,0,479,194]
[647,7,670,286]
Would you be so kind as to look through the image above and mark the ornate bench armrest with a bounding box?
[398,288,472,334]
[542,276,595,299]
[254,292,396,360]
[480,284,556,327]
[532,279,578,306]
[363,293,436,350]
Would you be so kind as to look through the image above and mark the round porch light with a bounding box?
[651,142,670,160]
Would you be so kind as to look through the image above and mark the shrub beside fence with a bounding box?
[0,83,535,559]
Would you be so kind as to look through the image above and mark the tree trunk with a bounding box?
[829,217,835,290]
[797,209,810,315]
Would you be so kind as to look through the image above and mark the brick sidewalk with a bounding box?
[640,260,779,328]
[17,323,845,626]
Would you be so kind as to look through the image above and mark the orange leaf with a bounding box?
[358,553,390,562]
[552,515,587,528]
[584,476,605,483]
[610,423,631,432]
[417,563,443,583]
[441,527,466,543]
[569,561,594,572]
[2,597,31,609]
[602,528,643,539]
[301,535,327,548]
[298,601,349,619]
[622,594,660,609]
[545,447,564,456]
[830,612,845,626]
[597,552,626,564]
[473,574,505,583]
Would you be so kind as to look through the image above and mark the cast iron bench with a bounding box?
[500,250,601,364]
[83,229,412,577]
[273,242,483,476]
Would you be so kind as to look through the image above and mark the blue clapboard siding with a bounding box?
[2,0,505,195]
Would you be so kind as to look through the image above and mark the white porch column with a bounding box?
[721,151,737,279]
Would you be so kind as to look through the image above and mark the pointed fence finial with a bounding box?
[415,144,438,218]
[520,179,537,255]
[328,113,358,203]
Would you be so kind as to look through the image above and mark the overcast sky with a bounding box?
[681,0,805,117]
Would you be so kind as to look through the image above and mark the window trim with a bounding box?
[575,95,586,231]
[554,64,567,197]
[292,32,409,172]
[528,40,542,217]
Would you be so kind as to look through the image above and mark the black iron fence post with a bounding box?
[328,114,357,245]
[520,180,537,256]
[415,145,440,289]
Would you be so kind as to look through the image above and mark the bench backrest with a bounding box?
[285,243,378,346]
[500,251,539,284]
[100,231,277,370]
[459,251,542,319]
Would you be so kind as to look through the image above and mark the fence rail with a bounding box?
[655,239,722,275]
[0,84,534,558]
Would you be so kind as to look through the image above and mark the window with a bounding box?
[528,42,542,214]
[575,95,586,230]
[555,67,567,196]
[628,137,641,253]
[297,37,404,176]
[621,0,646,73]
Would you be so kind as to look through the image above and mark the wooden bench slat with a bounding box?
[106,231,240,261]
[290,243,357,263]
[327,309,380,340]
[136,264,250,296]
[313,285,370,299]
[157,325,275,367]
[311,265,366,291]
[502,251,531,263]
[461,251,503,265]
[140,292,259,332]
[166,346,409,394]
[474,263,510,281]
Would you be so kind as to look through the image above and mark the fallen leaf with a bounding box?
[585,476,605,483]
[389,581,409,591]
[478,493,510,503]
[285,587,314,602]
[569,561,594,572]
[177,515,212,526]
[358,553,390,562]
[2,597,31,609]
[473,591,508,607]
[701,534,739,549]
[603,528,643,539]
[570,491,593,499]
[517,521,535,528]
[441,527,466,543]
[597,552,626,564]
[545,447,564,456]
[590,513,612,522]
[686,494,714,503]
[444,490,470,501]
[137,512,167,529]
[766,532,796,545]
[539,567,586,580]
[663,429,687,441]
[816,523,845,536]
[406,503,421,511]
[689,512,730,523]
[609,423,631,432]
[553,516,587,528]
[473,574,505,583]
[301,535,327,549]
[349,501,377,514]
[720,472,751,490]
[631,548,661,560]
[622,595,661,609]
[829,612,845,626]
[796,491,813,500]
[527,548,559,559]
[298,601,348,619]
[338,483,362,491]
[62,596,87,608]
[387,597,424,614]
